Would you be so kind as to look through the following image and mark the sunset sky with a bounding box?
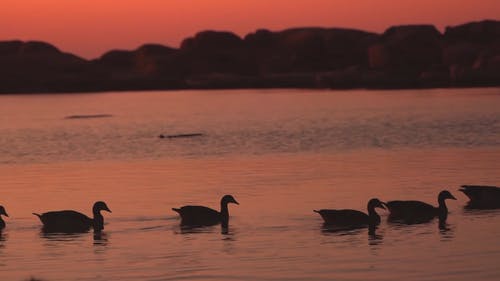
[1,0,499,59]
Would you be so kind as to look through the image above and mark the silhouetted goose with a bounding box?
[460,185,500,209]
[0,206,8,229]
[172,195,239,227]
[33,201,111,233]
[314,198,386,226]
[386,190,456,223]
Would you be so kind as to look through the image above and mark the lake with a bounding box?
[1,88,500,281]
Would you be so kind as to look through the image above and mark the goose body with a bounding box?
[33,201,111,233]
[0,206,8,229]
[314,198,386,226]
[386,190,456,223]
[173,195,239,227]
[460,185,500,208]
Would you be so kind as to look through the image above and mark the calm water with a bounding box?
[0,88,500,281]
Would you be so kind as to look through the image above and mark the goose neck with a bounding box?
[93,212,104,231]
[438,198,448,213]
[220,202,229,216]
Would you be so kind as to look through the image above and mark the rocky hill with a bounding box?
[1,20,499,93]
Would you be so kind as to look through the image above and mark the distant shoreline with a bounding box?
[1,85,499,96]
[1,19,499,94]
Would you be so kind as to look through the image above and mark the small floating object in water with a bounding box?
[460,185,500,209]
[314,198,386,227]
[65,114,113,119]
[386,190,456,224]
[172,195,239,228]
[33,201,111,233]
[159,133,204,139]
[0,205,8,229]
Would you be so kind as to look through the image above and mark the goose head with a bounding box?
[367,198,386,212]
[221,195,239,206]
[93,201,112,214]
[438,190,457,202]
[0,206,8,217]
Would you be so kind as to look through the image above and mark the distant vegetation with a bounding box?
[1,20,499,93]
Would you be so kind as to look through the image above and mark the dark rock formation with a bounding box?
[0,40,100,93]
[177,30,255,76]
[93,43,183,90]
[442,20,500,86]
[245,27,377,73]
[444,20,500,45]
[368,25,443,72]
[1,20,499,93]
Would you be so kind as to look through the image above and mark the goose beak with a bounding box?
[232,199,240,205]
[449,194,457,200]
[104,206,112,213]
[380,202,388,210]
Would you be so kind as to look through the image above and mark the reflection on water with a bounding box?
[175,224,235,236]
[93,231,109,246]
[438,220,455,241]
[368,231,384,247]
[39,231,88,242]
[0,88,499,281]
[0,231,6,246]
[462,207,500,217]
[1,88,500,165]
[320,223,369,234]
[464,202,500,210]
[320,223,384,246]
[175,224,219,235]
[387,211,450,226]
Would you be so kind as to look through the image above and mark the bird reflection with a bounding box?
[175,223,234,235]
[387,214,434,225]
[320,223,384,245]
[438,219,449,232]
[438,218,455,240]
[221,226,230,235]
[321,223,380,236]
[320,223,366,234]
[368,224,383,242]
[0,230,7,247]
[464,201,500,210]
[39,230,87,241]
[388,212,450,226]
[176,224,217,235]
[93,231,109,245]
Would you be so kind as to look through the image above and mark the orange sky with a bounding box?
[1,0,498,59]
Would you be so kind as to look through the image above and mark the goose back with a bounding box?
[314,198,385,226]
[386,200,436,216]
[460,185,500,208]
[386,200,437,223]
[34,210,93,233]
[172,195,239,227]
[173,206,221,226]
[386,190,456,223]
[315,209,371,226]
[33,201,111,233]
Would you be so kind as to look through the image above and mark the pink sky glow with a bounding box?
[1,0,499,59]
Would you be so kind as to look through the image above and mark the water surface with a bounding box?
[0,88,499,281]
